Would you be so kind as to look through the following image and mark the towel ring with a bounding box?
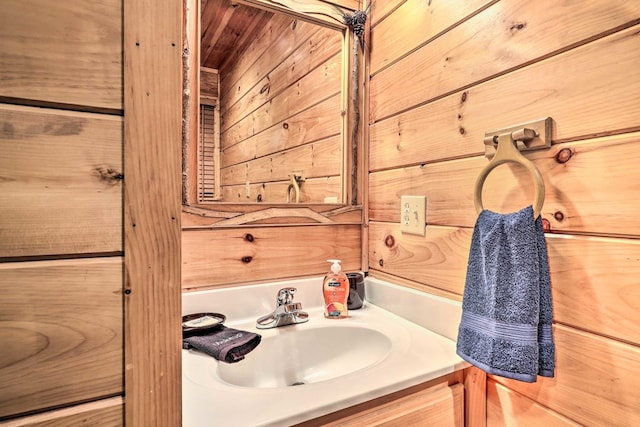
[474,132,545,219]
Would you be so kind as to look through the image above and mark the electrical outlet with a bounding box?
[400,195,426,236]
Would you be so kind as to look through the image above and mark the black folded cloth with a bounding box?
[183,326,261,363]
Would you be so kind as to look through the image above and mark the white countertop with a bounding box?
[182,276,466,427]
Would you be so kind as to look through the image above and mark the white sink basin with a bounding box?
[216,326,392,388]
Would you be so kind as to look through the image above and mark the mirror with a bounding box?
[183,0,353,211]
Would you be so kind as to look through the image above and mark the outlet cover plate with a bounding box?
[400,195,426,236]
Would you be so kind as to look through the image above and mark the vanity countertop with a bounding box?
[182,276,466,427]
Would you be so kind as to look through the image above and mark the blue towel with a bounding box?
[456,205,555,382]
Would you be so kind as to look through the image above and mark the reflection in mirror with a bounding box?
[187,0,346,206]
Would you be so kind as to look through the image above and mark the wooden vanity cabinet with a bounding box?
[298,368,484,427]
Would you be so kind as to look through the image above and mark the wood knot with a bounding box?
[554,211,564,222]
[384,235,395,248]
[256,194,263,202]
[94,167,123,185]
[459,127,466,135]
[378,259,384,267]
[282,122,289,130]
[461,91,468,103]
[555,148,573,163]
[541,218,551,233]
[244,233,254,242]
[241,256,253,263]
[509,21,527,32]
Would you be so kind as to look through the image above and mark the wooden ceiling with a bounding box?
[200,0,274,72]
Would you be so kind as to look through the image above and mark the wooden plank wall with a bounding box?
[218,13,344,203]
[0,0,124,423]
[367,1,640,426]
[1,0,182,425]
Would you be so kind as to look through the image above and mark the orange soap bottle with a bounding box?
[323,259,349,318]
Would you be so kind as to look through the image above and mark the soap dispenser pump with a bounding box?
[323,259,349,318]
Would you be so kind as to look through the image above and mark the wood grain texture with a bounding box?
[218,13,295,101]
[0,104,123,258]
[370,26,640,171]
[0,0,122,110]
[221,51,342,145]
[319,383,463,426]
[487,380,579,427]
[0,397,123,427]
[182,224,361,289]
[221,135,341,185]
[200,67,220,101]
[369,0,404,28]
[370,1,640,122]
[221,94,342,167]
[236,0,349,30]
[492,325,640,427]
[465,367,487,427]
[221,176,343,204]
[0,259,123,419]
[123,0,182,424]
[221,24,341,129]
[370,133,640,237]
[369,223,470,296]
[370,0,494,75]
[370,222,640,345]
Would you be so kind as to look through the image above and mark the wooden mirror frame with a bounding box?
[182,0,365,228]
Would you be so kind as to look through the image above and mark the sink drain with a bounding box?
[290,381,305,386]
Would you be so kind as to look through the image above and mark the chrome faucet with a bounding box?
[256,287,309,329]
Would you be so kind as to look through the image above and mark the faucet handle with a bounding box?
[277,287,296,306]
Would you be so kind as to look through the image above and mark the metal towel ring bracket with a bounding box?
[474,130,545,219]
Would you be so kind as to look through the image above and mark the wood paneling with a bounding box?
[221,24,341,129]
[221,51,342,145]
[221,94,342,167]
[0,0,122,110]
[370,1,640,123]
[0,398,123,427]
[493,325,640,427]
[370,223,640,346]
[370,0,495,75]
[0,258,123,418]
[370,27,640,172]
[221,135,342,184]
[487,380,579,427]
[200,0,274,73]
[370,133,640,237]
[182,224,361,289]
[369,0,404,27]
[218,13,296,101]
[319,383,463,426]
[222,176,343,204]
[123,0,182,424]
[0,104,123,258]
[369,223,469,296]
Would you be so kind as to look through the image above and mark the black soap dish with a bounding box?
[182,312,226,338]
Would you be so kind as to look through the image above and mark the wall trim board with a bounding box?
[123,0,182,425]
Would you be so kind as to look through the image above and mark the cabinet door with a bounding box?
[324,383,464,426]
